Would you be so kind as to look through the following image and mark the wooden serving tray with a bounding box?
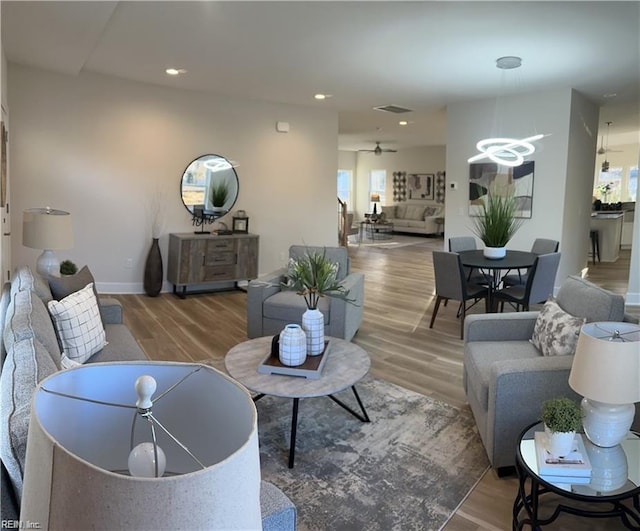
[257,339,331,379]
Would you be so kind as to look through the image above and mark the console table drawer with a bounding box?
[203,265,235,281]
[207,239,235,252]
[205,250,235,266]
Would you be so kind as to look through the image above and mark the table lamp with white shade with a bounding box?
[568,322,640,448]
[20,362,262,530]
[22,207,74,277]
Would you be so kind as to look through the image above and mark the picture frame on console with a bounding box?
[233,216,249,233]
[408,173,435,200]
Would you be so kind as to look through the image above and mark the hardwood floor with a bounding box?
[113,237,638,531]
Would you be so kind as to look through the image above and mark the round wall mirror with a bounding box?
[180,154,239,217]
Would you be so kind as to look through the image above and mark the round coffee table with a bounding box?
[225,336,371,468]
[513,421,640,529]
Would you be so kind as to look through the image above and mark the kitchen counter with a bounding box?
[590,212,623,262]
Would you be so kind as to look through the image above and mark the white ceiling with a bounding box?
[2,1,639,151]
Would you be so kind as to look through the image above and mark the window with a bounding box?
[627,166,638,202]
[369,170,386,212]
[337,169,352,208]
[594,165,637,203]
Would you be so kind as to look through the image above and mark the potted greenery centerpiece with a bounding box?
[210,179,229,213]
[541,397,583,458]
[283,248,353,355]
[471,186,523,260]
[59,260,78,276]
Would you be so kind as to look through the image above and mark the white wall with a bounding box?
[8,64,340,292]
[446,88,600,288]
[354,145,445,219]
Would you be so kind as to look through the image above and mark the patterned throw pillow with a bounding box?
[530,298,586,356]
[47,283,107,363]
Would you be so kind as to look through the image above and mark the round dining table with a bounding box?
[458,249,537,311]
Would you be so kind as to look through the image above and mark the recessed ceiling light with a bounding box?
[166,68,187,76]
[314,94,332,100]
[399,121,409,126]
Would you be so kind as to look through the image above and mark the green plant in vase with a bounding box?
[283,248,354,355]
[471,184,523,259]
[541,397,583,457]
[210,179,229,211]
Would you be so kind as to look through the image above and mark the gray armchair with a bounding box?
[247,245,364,341]
[463,275,639,473]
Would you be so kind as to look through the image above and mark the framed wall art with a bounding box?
[469,161,534,218]
[407,173,435,200]
[392,171,407,202]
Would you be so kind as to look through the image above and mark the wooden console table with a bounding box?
[167,232,259,298]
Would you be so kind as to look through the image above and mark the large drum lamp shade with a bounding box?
[20,362,262,530]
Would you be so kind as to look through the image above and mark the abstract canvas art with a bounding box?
[407,173,435,200]
[469,161,534,218]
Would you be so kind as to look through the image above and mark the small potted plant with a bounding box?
[541,397,582,457]
[283,248,353,355]
[471,185,523,259]
[210,179,229,212]
[59,260,78,276]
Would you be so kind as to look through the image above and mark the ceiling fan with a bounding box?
[359,141,397,156]
[597,122,623,155]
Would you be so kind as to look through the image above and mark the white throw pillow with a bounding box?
[530,298,586,357]
[47,283,107,363]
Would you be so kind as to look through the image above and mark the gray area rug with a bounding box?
[255,375,489,531]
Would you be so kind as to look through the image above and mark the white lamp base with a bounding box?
[36,250,60,277]
[581,398,635,447]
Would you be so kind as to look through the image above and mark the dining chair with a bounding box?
[494,252,561,312]
[429,251,489,339]
[448,237,486,285]
[502,238,559,287]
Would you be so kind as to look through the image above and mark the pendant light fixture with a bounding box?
[601,121,612,173]
[468,56,544,167]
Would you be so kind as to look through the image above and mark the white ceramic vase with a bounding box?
[483,246,506,260]
[279,324,307,366]
[302,308,325,355]
[545,425,576,458]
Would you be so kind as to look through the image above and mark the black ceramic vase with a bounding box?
[143,238,163,297]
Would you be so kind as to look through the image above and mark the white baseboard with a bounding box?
[96,281,171,295]
[625,291,640,306]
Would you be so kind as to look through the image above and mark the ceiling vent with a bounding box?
[373,105,413,114]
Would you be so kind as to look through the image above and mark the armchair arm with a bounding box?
[464,312,538,342]
[246,268,287,338]
[486,354,578,469]
[327,272,364,341]
[98,296,123,325]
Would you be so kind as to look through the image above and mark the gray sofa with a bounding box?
[0,266,296,530]
[247,245,364,341]
[463,275,639,473]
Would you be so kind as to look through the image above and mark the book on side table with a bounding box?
[534,431,592,484]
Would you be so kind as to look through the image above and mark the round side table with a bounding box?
[513,421,640,530]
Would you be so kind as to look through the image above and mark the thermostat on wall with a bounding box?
[276,121,290,133]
